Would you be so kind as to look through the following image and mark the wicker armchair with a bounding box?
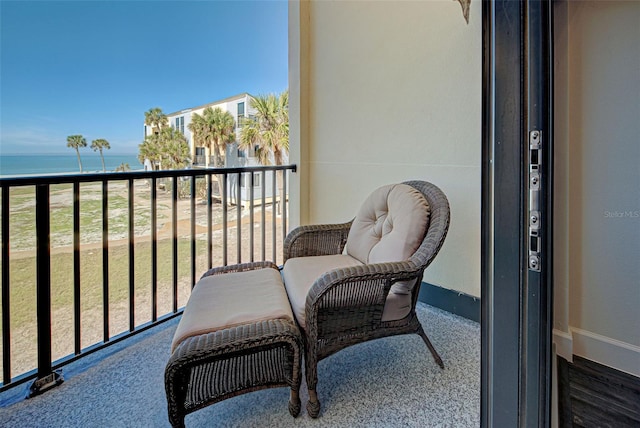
[282,180,450,417]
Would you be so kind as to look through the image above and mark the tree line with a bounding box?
[65,90,288,175]
[139,90,289,171]
[66,136,126,173]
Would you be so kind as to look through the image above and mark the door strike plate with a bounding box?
[528,130,542,272]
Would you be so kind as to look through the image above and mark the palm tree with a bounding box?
[115,163,131,172]
[238,91,289,212]
[144,107,168,135]
[90,138,111,172]
[138,127,190,171]
[138,137,162,170]
[188,107,235,167]
[157,127,191,170]
[238,91,289,166]
[66,135,87,173]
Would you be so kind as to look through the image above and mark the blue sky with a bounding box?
[0,1,288,155]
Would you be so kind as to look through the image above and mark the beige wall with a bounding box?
[554,1,640,376]
[290,0,482,297]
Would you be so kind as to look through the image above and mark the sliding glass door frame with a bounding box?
[481,1,554,426]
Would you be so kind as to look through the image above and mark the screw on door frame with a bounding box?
[529,256,540,271]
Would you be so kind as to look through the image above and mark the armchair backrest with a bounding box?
[345,183,431,265]
[344,181,450,290]
[403,180,450,271]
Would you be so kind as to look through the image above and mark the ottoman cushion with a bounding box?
[171,267,293,353]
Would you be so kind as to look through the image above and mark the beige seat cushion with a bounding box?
[282,254,411,329]
[345,183,429,294]
[171,268,293,352]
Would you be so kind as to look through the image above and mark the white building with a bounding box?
[145,93,286,206]
[147,92,258,169]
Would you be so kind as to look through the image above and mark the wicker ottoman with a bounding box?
[164,262,302,428]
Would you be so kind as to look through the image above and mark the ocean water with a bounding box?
[0,154,142,177]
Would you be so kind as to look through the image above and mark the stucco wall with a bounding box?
[554,1,640,376]
[290,0,481,297]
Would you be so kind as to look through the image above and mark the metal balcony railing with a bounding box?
[0,164,296,395]
[193,155,206,165]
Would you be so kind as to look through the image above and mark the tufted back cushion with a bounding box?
[345,184,430,294]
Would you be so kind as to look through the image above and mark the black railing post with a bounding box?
[249,173,255,263]
[236,173,242,264]
[128,179,135,332]
[172,177,178,313]
[207,174,213,269]
[272,172,277,262]
[261,171,266,261]
[190,176,196,286]
[151,177,157,322]
[2,185,12,385]
[282,170,288,250]
[29,183,63,397]
[73,182,81,354]
[222,174,228,266]
[102,180,109,343]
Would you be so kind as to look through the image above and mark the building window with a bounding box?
[237,148,247,158]
[237,102,245,128]
[175,116,184,134]
[240,172,260,188]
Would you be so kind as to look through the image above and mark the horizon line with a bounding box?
[1,152,139,156]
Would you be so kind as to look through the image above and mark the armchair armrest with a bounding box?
[283,221,352,262]
[304,261,421,337]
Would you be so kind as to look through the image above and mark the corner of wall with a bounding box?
[553,327,640,378]
[570,327,640,378]
[553,329,573,363]
[288,0,310,228]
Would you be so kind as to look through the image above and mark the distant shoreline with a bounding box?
[0,153,142,177]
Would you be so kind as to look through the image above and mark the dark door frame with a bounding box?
[481,1,554,426]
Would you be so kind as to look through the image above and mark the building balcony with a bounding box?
[191,155,220,168]
[192,155,206,166]
[0,166,479,426]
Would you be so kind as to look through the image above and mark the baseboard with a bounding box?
[418,282,480,323]
[553,327,640,378]
[571,327,640,378]
[553,329,573,362]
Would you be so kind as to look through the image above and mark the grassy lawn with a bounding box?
[0,182,213,333]
[1,237,210,332]
[2,182,161,251]
[0,181,282,376]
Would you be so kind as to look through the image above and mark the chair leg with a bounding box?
[165,366,188,428]
[307,389,321,418]
[417,326,445,369]
[288,389,301,417]
[305,351,321,418]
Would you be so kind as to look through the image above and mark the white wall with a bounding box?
[290,0,482,297]
[554,0,640,377]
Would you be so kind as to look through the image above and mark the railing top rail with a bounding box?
[0,164,297,187]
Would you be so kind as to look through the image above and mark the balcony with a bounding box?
[192,155,206,166]
[191,155,218,168]
[0,165,479,426]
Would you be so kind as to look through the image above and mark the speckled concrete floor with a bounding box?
[0,303,480,427]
